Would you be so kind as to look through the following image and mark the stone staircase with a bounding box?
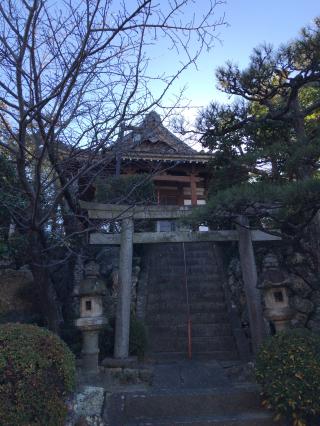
[144,242,239,360]
[104,384,283,425]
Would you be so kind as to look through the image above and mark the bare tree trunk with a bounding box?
[28,231,63,333]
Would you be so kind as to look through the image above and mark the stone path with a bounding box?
[152,360,230,389]
[103,360,284,426]
[71,359,284,425]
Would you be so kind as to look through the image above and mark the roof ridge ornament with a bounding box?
[142,111,162,128]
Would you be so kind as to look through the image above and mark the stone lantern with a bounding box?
[75,260,107,374]
[258,253,293,332]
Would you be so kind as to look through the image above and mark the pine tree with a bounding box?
[197,17,320,236]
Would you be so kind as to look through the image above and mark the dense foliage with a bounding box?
[99,315,147,360]
[129,316,148,359]
[95,175,156,205]
[255,330,320,426]
[0,323,75,426]
[197,17,320,234]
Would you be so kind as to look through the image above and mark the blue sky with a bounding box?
[166,0,320,119]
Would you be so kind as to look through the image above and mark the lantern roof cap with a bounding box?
[79,261,106,296]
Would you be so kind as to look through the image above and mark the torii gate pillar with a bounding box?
[237,216,266,354]
[114,218,134,359]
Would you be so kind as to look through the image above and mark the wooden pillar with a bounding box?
[114,218,134,359]
[236,216,265,354]
[190,174,197,206]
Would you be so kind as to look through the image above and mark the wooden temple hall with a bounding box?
[80,111,280,364]
[100,111,211,208]
[114,112,210,206]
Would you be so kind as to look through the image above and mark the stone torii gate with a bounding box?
[81,201,281,359]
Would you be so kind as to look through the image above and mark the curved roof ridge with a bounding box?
[114,111,197,155]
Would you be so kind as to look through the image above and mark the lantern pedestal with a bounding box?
[75,261,107,375]
[76,317,107,374]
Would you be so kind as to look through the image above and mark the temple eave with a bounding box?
[121,152,211,164]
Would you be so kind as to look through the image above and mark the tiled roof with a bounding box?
[113,111,197,155]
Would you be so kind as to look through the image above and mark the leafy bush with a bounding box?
[60,321,83,358]
[99,316,147,360]
[129,316,148,359]
[99,319,116,359]
[255,329,320,426]
[0,323,76,426]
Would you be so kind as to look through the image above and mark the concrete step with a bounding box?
[124,412,280,425]
[104,386,279,426]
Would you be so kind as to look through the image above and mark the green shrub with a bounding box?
[255,329,320,426]
[129,316,147,359]
[60,321,83,358]
[99,316,147,360]
[0,323,76,426]
[99,319,116,360]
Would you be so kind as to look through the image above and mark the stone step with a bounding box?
[148,281,225,290]
[151,259,218,267]
[186,277,223,285]
[148,324,233,339]
[149,243,215,251]
[124,412,280,425]
[190,351,239,361]
[191,312,230,323]
[154,261,219,274]
[149,275,222,285]
[146,312,230,326]
[148,337,236,353]
[104,386,276,426]
[144,242,235,360]
[192,337,237,352]
[188,323,233,337]
[151,258,218,267]
[150,280,224,290]
[147,301,227,314]
[147,291,226,304]
[147,351,239,361]
[190,302,227,313]
[188,289,225,297]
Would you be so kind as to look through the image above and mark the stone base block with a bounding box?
[101,356,138,368]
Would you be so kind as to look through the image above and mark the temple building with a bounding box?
[108,111,212,208]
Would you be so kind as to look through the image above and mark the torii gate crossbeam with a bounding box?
[81,201,281,358]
